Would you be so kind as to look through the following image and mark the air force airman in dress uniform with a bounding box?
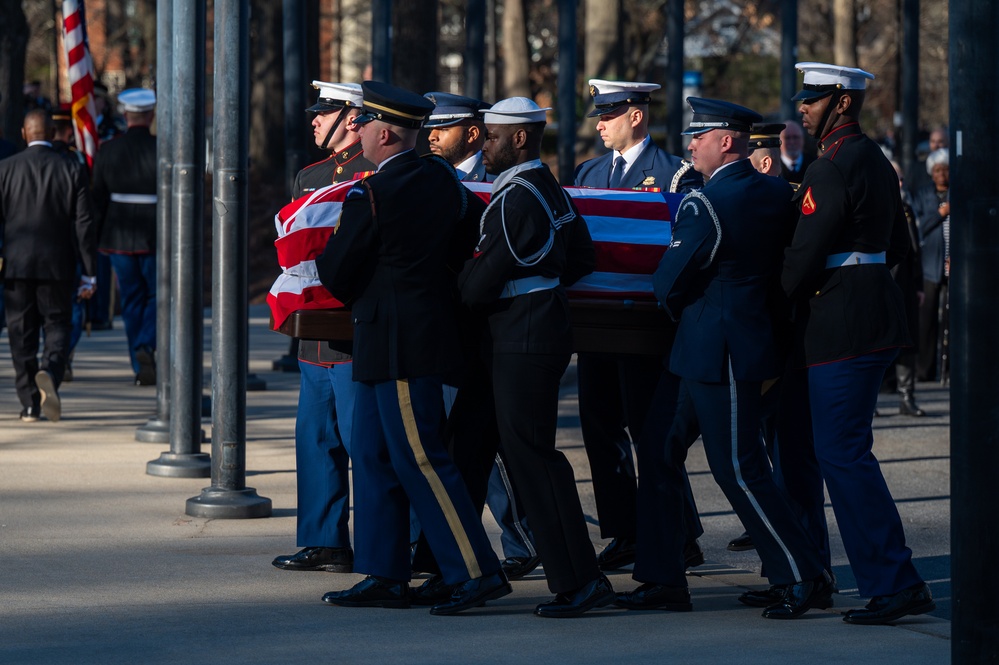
[271,81,375,576]
[458,97,613,618]
[315,81,509,615]
[572,79,703,571]
[616,98,829,618]
[782,63,934,625]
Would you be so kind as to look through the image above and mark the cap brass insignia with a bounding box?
[642,176,656,186]
[589,84,598,98]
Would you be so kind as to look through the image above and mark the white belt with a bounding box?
[500,276,559,299]
[110,193,158,205]
[825,251,886,269]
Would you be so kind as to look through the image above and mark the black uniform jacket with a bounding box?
[315,151,482,383]
[458,163,595,355]
[292,140,375,200]
[91,126,157,254]
[653,158,796,383]
[781,122,910,367]
[0,143,97,279]
[574,139,702,193]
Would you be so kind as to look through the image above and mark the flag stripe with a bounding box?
[62,0,100,169]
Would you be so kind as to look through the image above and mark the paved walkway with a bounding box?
[0,306,951,664]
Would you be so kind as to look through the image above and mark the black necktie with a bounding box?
[609,155,626,188]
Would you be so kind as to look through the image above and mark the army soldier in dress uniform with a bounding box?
[572,79,703,572]
[782,63,934,625]
[616,98,829,618]
[458,97,614,618]
[292,81,375,199]
[748,123,785,177]
[271,82,375,576]
[91,88,159,386]
[315,81,508,615]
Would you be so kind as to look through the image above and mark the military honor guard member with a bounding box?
[271,81,374,576]
[91,88,159,386]
[782,62,934,625]
[458,97,614,618]
[315,81,509,615]
[617,98,829,618]
[572,79,703,571]
[292,81,375,199]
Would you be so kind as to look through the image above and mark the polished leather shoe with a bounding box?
[322,576,410,608]
[899,396,926,417]
[613,583,692,611]
[727,532,755,552]
[739,585,787,608]
[429,571,512,615]
[19,406,41,423]
[684,540,705,568]
[535,574,616,618]
[843,582,935,625]
[501,555,542,581]
[597,538,636,571]
[35,370,61,423]
[761,575,834,619]
[410,574,455,606]
[135,346,157,386]
[272,546,353,572]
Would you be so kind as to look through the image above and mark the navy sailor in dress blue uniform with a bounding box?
[572,79,704,572]
[458,97,614,618]
[616,98,829,618]
[315,81,509,615]
[782,63,935,625]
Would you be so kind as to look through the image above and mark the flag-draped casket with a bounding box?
[267,180,682,354]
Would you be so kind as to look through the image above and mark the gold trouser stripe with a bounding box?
[396,379,482,579]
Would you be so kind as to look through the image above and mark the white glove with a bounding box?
[78,275,97,298]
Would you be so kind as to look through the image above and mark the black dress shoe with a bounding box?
[843,582,935,625]
[501,555,542,581]
[739,585,787,608]
[684,540,705,568]
[19,406,41,423]
[322,576,410,608]
[272,546,353,572]
[597,538,636,571]
[410,574,455,606]
[613,583,692,611]
[135,346,157,386]
[761,575,834,619]
[535,574,616,618]
[727,532,755,552]
[429,571,512,615]
[899,396,926,417]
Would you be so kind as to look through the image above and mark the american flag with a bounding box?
[267,179,682,329]
[61,0,100,168]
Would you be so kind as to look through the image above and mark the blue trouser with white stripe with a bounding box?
[351,376,500,585]
[808,348,923,597]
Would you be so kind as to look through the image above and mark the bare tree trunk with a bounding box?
[0,0,28,145]
[834,0,857,66]
[249,0,285,179]
[392,0,437,93]
[501,0,530,98]
[580,0,621,152]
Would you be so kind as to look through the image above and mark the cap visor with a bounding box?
[681,127,711,136]
[791,89,833,103]
[353,113,377,125]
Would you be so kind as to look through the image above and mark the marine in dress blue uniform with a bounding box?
[782,63,934,625]
[272,82,375,576]
[617,98,828,618]
[572,79,703,570]
[315,81,508,615]
[458,97,615,618]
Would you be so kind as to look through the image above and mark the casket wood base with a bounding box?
[272,300,675,356]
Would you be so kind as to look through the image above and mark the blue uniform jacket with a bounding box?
[574,139,701,193]
[653,159,796,383]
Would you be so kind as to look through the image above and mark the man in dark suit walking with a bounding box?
[315,81,508,615]
[0,109,97,422]
[616,98,828,618]
[572,79,703,571]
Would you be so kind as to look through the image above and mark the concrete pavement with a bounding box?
[0,306,951,664]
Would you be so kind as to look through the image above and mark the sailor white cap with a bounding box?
[482,97,550,125]
[118,88,156,113]
[792,62,875,102]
